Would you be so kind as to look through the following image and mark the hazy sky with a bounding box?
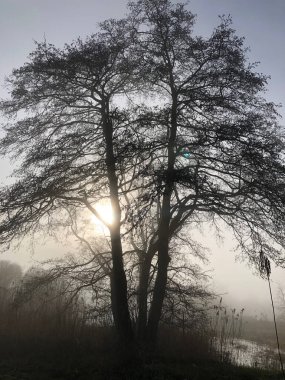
[0,0,284,317]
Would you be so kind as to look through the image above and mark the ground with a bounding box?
[0,356,282,380]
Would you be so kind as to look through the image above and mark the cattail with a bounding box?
[259,249,271,278]
[259,249,284,378]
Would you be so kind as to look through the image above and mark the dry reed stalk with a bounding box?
[259,250,285,379]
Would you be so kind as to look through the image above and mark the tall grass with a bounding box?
[210,298,244,363]
[1,260,285,379]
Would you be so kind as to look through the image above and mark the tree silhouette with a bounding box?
[1,0,285,349]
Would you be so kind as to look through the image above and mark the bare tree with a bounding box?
[1,0,285,349]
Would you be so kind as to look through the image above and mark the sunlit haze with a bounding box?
[91,202,114,231]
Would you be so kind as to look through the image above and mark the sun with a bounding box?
[91,201,114,231]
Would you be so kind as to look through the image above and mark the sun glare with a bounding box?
[91,202,114,232]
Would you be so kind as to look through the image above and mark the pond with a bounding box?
[214,338,285,370]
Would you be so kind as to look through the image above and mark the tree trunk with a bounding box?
[145,195,171,346]
[102,99,134,345]
[146,92,177,346]
[137,255,152,343]
[110,227,134,344]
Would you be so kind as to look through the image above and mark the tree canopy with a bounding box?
[1,0,285,348]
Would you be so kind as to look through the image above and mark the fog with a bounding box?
[0,0,284,319]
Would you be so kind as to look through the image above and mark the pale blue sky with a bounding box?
[0,0,283,106]
[0,0,284,316]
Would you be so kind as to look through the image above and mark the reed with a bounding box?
[210,298,245,364]
[259,250,285,379]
